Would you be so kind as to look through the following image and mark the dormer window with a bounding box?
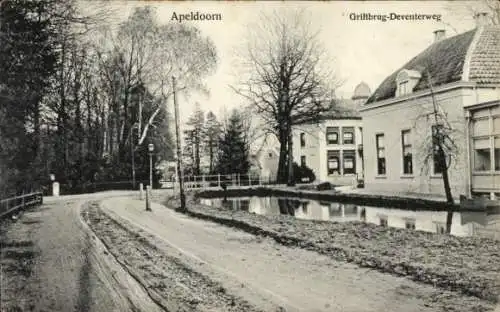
[398,81,409,96]
[396,69,421,97]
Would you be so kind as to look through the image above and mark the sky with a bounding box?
[85,0,484,124]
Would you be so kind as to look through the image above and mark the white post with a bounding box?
[145,185,151,211]
[52,182,60,197]
[218,174,221,188]
[238,173,241,186]
[248,174,251,186]
[139,183,144,200]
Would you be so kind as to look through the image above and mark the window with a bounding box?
[326,127,339,145]
[379,216,388,227]
[301,202,308,214]
[300,155,306,167]
[471,107,500,172]
[343,150,356,174]
[401,130,413,174]
[300,133,305,147]
[495,137,500,171]
[398,81,409,96]
[474,138,491,171]
[494,116,500,134]
[376,134,386,175]
[435,222,446,234]
[405,219,416,230]
[327,150,340,175]
[342,127,355,144]
[268,152,273,158]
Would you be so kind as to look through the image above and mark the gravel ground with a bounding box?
[99,196,491,312]
[163,194,500,307]
[82,201,263,312]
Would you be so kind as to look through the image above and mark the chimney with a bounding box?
[474,12,489,28]
[433,29,446,42]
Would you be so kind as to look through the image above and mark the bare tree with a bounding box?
[413,66,461,234]
[232,8,339,185]
[444,0,499,34]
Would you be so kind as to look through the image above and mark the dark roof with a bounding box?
[469,26,500,84]
[366,29,477,104]
[296,99,361,125]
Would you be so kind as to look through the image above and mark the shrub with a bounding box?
[293,162,316,184]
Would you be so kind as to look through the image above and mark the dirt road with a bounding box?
[0,192,164,312]
[101,197,492,312]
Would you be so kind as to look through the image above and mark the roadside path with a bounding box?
[102,197,474,312]
[0,192,164,312]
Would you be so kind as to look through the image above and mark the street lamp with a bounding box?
[148,143,154,188]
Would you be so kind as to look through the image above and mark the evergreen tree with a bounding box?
[0,0,59,195]
[203,111,221,174]
[183,103,204,175]
[217,109,250,175]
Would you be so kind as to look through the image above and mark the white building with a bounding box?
[292,83,371,185]
[360,14,500,200]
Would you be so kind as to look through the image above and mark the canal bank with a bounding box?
[163,191,500,305]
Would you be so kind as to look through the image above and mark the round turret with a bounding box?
[352,82,371,100]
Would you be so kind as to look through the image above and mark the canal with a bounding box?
[198,196,500,239]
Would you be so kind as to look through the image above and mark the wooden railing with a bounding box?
[170,174,275,190]
[0,192,43,219]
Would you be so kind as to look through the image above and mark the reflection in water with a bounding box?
[199,196,500,239]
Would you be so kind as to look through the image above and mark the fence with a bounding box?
[169,174,275,190]
[0,192,43,219]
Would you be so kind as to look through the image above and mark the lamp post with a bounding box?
[148,143,154,188]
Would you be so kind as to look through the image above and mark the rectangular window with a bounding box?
[494,117,500,134]
[326,127,339,145]
[495,137,500,171]
[398,81,409,96]
[342,150,356,175]
[327,150,340,175]
[432,125,444,174]
[379,216,388,227]
[435,222,446,234]
[401,130,413,174]
[474,138,491,171]
[405,219,416,230]
[300,132,305,147]
[376,134,386,175]
[473,118,490,136]
[300,155,306,167]
[342,127,355,144]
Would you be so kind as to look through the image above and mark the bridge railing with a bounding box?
[0,192,43,219]
[170,174,276,190]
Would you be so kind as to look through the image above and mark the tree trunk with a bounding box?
[277,131,288,183]
[287,127,295,186]
[209,140,213,174]
[438,146,454,234]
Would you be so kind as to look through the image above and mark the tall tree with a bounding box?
[0,0,59,195]
[183,103,205,175]
[203,111,221,174]
[217,109,250,175]
[232,8,339,184]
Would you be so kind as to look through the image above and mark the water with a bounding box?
[199,196,500,239]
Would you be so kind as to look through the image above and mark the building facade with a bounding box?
[248,147,280,183]
[292,83,370,185]
[360,15,500,200]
